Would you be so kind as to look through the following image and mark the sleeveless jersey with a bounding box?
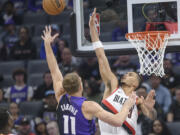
[101,87,138,135]
[10,86,28,103]
[57,94,96,135]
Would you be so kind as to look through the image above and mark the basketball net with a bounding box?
[126,31,170,77]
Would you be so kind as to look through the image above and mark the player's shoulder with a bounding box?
[82,101,100,112]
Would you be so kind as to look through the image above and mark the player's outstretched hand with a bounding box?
[144,90,155,111]
[124,92,136,108]
[41,26,59,44]
[89,8,96,28]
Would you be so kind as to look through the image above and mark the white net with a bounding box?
[126,32,170,77]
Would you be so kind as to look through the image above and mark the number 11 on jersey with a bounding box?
[63,115,76,134]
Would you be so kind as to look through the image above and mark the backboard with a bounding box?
[70,0,180,56]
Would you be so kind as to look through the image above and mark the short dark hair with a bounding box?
[43,70,51,78]
[4,1,14,8]
[19,26,29,35]
[62,73,80,94]
[0,107,10,131]
[136,73,143,89]
[12,68,27,82]
[137,85,147,91]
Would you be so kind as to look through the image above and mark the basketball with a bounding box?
[42,0,66,15]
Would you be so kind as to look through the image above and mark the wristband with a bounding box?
[92,41,104,50]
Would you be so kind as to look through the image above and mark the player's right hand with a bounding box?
[41,26,59,44]
[89,8,96,28]
[125,92,136,108]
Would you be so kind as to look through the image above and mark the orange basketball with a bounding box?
[43,0,66,15]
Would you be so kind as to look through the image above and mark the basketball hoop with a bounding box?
[126,31,170,77]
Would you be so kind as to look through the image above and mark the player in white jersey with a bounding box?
[89,8,157,135]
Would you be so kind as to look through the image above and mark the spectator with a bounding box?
[0,89,6,103]
[0,107,14,134]
[17,117,35,135]
[39,91,57,123]
[137,86,164,119]
[66,0,89,10]
[84,24,91,42]
[10,26,37,60]
[4,68,34,104]
[162,59,180,96]
[0,74,3,88]
[34,117,48,135]
[136,86,164,135]
[167,86,180,122]
[78,57,100,80]
[112,20,128,41]
[113,55,138,81]
[84,79,102,104]
[40,24,60,60]
[148,119,172,135]
[9,102,23,126]
[56,39,69,63]
[145,74,172,114]
[0,42,8,61]
[2,19,19,49]
[10,0,26,15]
[28,0,42,12]
[46,121,60,135]
[0,1,21,25]
[59,48,79,75]
[34,71,53,100]
[165,52,180,66]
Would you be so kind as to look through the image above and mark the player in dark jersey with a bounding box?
[42,26,137,135]
[0,107,14,134]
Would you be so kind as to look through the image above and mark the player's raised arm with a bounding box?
[89,8,118,98]
[83,92,136,126]
[41,26,65,102]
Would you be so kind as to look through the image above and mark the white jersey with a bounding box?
[99,87,138,135]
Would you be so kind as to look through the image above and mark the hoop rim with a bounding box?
[125,31,171,39]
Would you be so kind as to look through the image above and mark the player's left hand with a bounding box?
[41,26,59,44]
[144,90,156,111]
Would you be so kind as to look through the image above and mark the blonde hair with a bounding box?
[62,73,80,94]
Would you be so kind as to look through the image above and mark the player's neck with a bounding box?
[122,85,134,96]
[69,91,82,97]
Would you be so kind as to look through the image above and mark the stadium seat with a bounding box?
[19,101,43,117]
[167,122,180,135]
[0,61,25,76]
[62,34,71,43]
[32,36,42,49]
[27,60,49,74]
[28,73,43,86]
[23,12,48,25]
[1,75,14,88]
[49,11,71,24]
[34,25,46,36]
[62,24,70,35]
[0,102,10,109]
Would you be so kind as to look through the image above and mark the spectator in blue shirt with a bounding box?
[112,20,128,41]
[145,74,172,114]
[28,0,42,12]
[0,1,22,25]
